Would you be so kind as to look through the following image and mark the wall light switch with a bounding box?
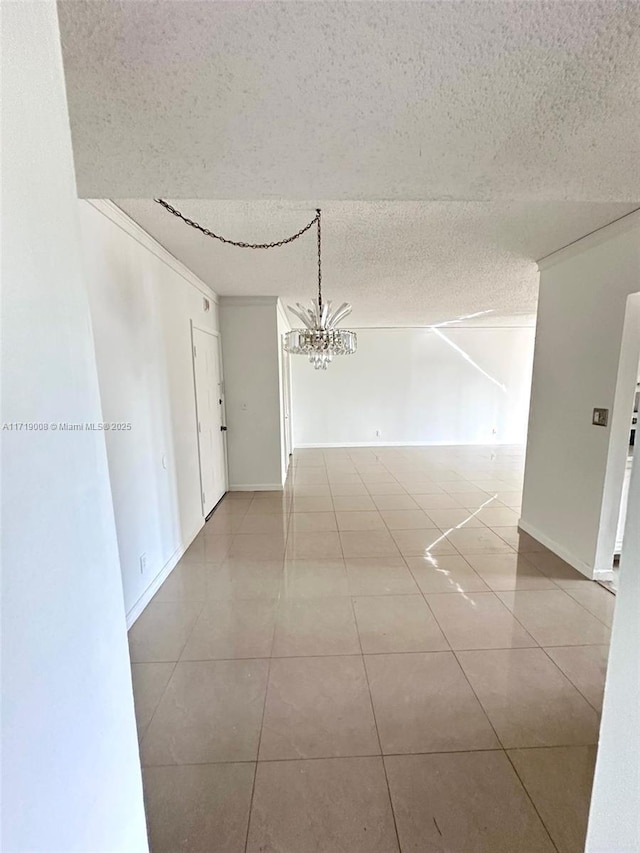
[592,408,609,427]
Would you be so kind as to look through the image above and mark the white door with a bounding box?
[192,326,226,515]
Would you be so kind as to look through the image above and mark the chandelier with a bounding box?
[155,200,357,370]
[283,209,357,370]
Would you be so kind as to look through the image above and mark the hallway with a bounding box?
[129,446,614,853]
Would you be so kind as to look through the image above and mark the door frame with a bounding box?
[190,321,228,516]
[281,342,293,465]
[594,291,640,577]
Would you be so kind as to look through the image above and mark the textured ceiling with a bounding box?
[59,1,640,325]
[115,199,636,326]
[59,1,640,200]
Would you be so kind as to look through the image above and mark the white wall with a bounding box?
[521,213,640,578]
[585,445,640,851]
[292,326,535,447]
[80,201,219,623]
[220,297,285,489]
[1,4,147,850]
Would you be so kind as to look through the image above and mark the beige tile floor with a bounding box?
[129,446,614,853]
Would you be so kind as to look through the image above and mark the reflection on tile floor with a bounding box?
[130,445,613,852]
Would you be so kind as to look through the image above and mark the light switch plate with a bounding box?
[592,408,609,427]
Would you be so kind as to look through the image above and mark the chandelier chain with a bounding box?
[316,209,322,313]
[154,199,355,370]
[154,198,320,250]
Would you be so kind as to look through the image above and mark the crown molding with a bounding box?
[219,295,279,307]
[85,199,219,302]
[537,207,640,272]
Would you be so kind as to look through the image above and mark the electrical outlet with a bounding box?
[139,553,147,574]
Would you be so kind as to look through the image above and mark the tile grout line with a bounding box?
[140,740,604,769]
[422,573,603,734]
[447,645,562,853]
[421,573,565,793]
[136,658,180,747]
[242,656,274,853]
[135,592,208,747]
[561,587,616,629]
[343,495,403,853]
[494,583,613,637]
[502,749,561,853]
[538,644,606,715]
[132,640,610,665]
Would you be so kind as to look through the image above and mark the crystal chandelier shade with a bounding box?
[284,300,357,370]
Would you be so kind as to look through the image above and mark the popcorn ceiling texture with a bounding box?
[59,1,640,201]
[115,199,635,327]
[58,1,640,324]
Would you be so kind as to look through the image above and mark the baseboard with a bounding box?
[125,521,203,628]
[518,518,595,580]
[295,441,521,449]
[230,483,284,491]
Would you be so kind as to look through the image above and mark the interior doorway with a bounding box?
[192,324,227,516]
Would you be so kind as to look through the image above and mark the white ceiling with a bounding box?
[115,199,635,326]
[58,1,640,325]
[59,0,640,201]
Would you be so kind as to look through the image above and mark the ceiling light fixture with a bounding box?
[154,200,357,369]
[283,208,356,370]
